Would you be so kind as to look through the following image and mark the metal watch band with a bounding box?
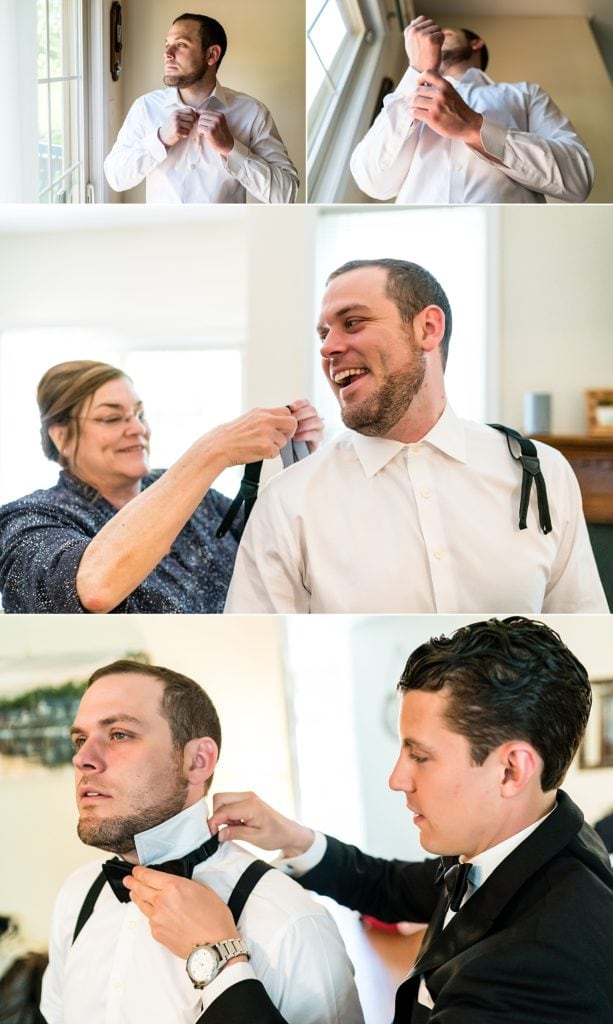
[215,937,250,963]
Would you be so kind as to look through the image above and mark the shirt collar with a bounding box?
[134,797,210,865]
[164,81,227,110]
[448,67,494,87]
[350,403,467,478]
[463,803,557,890]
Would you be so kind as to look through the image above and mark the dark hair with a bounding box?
[37,360,127,468]
[173,13,227,68]
[87,661,222,788]
[398,617,591,791]
[461,28,489,72]
[327,258,452,370]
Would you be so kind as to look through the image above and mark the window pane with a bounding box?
[309,0,348,71]
[307,39,328,110]
[37,83,51,194]
[48,0,64,78]
[306,0,326,28]
[37,0,48,79]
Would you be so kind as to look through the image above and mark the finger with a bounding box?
[418,69,444,86]
[131,865,172,890]
[293,415,323,437]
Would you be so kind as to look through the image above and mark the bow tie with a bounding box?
[436,858,474,913]
[102,833,220,903]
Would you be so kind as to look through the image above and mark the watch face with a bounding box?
[187,945,220,986]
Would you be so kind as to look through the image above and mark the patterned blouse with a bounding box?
[0,470,241,613]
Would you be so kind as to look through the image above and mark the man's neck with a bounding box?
[440,59,479,81]
[382,387,447,444]
[178,73,217,108]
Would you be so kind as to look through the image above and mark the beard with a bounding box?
[440,41,474,70]
[340,348,426,437]
[77,769,189,855]
[163,56,209,89]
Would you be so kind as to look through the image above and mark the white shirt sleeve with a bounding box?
[225,482,310,613]
[477,83,594,202]
[274,832,328,878]
[104,97,169,192]
[223,106,299,204]
[350,66,423,200]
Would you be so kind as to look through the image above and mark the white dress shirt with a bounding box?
[225,405,607,614]
[104,82,299,203]
[350,67,593,204]
[40,799,363,1024]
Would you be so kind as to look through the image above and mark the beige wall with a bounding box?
[113,0,305,202]
[436,15,613,203]
[498,205,613,433]
[0,615,292,948]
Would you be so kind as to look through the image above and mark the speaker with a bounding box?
[523,392,551,435]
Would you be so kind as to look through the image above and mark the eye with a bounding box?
[99,416,122,425]
[409,753,428,764]
[71,736,86,750]
[345,318,363,330]
[110,731,130,741]
[136,410,147,423]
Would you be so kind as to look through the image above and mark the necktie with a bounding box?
[102,833,220,903]
[439,860,474,913]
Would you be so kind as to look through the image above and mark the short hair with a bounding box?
[461,28,489,72]
[87,661,222,782]
[398,617,591,791]
[327,259,452,370]
[173,13,227,68]
[37,360,127,467]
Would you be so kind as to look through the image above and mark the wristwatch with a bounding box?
[186,937,250,988]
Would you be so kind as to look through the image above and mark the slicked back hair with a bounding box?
[398,617,591,791]
[327,259,452,370]
[173,13,227,68]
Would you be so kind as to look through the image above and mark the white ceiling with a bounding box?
[414,1,613,77]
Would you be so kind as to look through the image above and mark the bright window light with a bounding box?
[314,207,492,438]
[307,0,365,130]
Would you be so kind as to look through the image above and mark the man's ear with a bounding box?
[207,44,221,68]
[497,742,542,797]
[183,737,218,787]
[471,38,485,56]
[413,304,445,355]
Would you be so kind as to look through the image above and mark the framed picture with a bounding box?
[585,390,613,436]
[580,678,613,769]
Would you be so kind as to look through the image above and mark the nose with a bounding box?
[319,326,348,362]
[124,413,149,437]
[165,45,176,59]
[388,752,415,794]
[72,736,104,772]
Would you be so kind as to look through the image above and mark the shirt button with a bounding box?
[433,549,444,560]
[421,488,432,499]
[454,163,462,173]
[190,163,197,170]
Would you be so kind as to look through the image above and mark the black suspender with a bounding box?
[72,859,274,945]
[488,423,553,534]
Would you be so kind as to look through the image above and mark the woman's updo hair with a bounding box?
[37,360,126,466]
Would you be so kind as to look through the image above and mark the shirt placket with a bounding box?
[448,138,466,202]
[106,902,139,1023]
[404,444,458,611]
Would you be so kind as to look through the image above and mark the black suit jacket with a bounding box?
[196,792,613,1023]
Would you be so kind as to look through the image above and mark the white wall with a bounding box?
[0,614,292,948]
[114,0,305,202]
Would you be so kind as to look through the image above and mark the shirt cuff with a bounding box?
[197,961,256,1012]
[479,118,508,161]
[224,139,250,174]
[144,128,170,163]
[273,831,327,877]
[394,65,422,96]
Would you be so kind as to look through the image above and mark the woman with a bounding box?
[0,361,321,613]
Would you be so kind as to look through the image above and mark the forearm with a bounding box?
[104,127,168,192]
[76,436,229,612]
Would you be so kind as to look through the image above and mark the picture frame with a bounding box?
[579,678,613,769]
[585,389,613,436]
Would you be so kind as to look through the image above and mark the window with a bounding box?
[37,0,87,203]
[0,332,243,504]
[307,0,366,146]
[314,206,494,438]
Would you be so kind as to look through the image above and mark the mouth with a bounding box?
[79,786,111,803]
[117,445,148,454]
[332,368,370,397]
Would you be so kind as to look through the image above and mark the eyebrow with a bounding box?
[316,303,372,333]
[91,401,144,411]
[402,737,436,756]
[70,714,145,737]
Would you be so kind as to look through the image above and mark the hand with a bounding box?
[124,868,243,960]
[197,110,234,156]
[209,792,315,858]
[208,407,298,468]
[410,70,483,144]
[158,108,197,148]
[404,16,444,73]
[288,399,324,452]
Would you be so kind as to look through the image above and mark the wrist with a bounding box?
[282,825,316,859]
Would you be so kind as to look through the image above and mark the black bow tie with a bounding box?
[102,833,220,903]
[436,858,474,913]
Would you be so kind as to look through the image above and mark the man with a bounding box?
[201,616,613,1022]
[350,16,593,204]
[104,14,299,203]
[40,661,363,1024]
[225,258,607,613]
